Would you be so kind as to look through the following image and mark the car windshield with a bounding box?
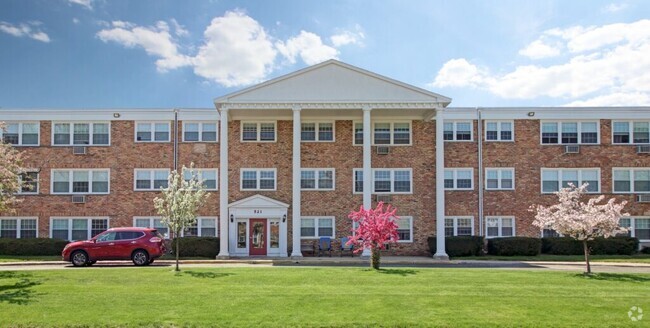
[96,231,117,242]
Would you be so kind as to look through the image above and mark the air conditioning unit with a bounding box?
[564,145,580,154]
[637,145,650,154]
[71,195,86,203]
[375,194,392,203]
[636,194,650,203]
[72,146,87,155]
[376,146,390,155]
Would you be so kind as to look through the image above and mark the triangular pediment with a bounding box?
[228,195,289,209]
[215,60,451,105]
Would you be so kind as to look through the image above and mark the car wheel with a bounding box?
[71,251,88,267]
[132,250,149,266]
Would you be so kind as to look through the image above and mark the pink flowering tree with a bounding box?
[347,202,400,270]
[531,183,628,274]
[0,122,25,214]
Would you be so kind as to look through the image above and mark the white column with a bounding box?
[217,106,230,258]
[434,108,449,260]
[361,105,372,257]
[290,106,303,258]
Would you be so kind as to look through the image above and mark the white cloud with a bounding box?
[170,18,189,37]
[603,3,628,13]
[68,0,92,10]
[277,31,339,65]
[430,19,650,106]
[0,21,50,43]
[518,39,561,59]
[330,25,365,47]
[72,18,80,24]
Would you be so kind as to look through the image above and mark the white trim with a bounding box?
[133,169,171,191]
[182,121,219,143]
[443,120,473,142]
[485,168,515,190]
[49,217,110,241]
[484,120,514,142]
[352,120,413,146]
[444,216,474,236]
[17,171,39,195]
[0,108,219,121]
[396,216,413,243]
[300,168,335,191]
[133,216,169,238]
[620,217,650,242]
[51,121,111,146]
[540,168,601,194]
[50,169,111,195]
[240,121,277,142]
[612,167,650,194]
[444,168,474,191]
[539,120,600,145]
[182,168,219,191]
[134,121,171,143]
[240,168,278,191]
[485,216,516,238]
[611,120,650,145]
[0,121,40,146]
[0,217,38,238]
[299,216,336,239]
[300,121,336,142]
[352,168,413,194]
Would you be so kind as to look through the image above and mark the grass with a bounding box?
[0,267,649,327]
[0,255,215,263]
[455,254,650,263]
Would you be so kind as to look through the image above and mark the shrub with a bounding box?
[428,236,484,257]
[487,237,541,256]
[0,238,69,256]
[541,237,582,255]
[171,237,220,258]
[542,237,639,255]
[641,247,650,254]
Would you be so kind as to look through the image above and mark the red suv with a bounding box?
[62,227,166,267]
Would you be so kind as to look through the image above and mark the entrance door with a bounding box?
[249,219,267,256]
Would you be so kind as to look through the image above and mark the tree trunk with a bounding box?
[583,240,591,275]
[370,248,381,270]
[175,230,180,272]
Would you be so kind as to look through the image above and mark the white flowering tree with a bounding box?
[154,164,209,271]
[531,183,628,274]
[0,122,25,214]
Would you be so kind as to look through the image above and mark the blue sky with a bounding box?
[1,0,649,108]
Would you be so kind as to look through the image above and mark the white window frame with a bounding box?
[183,168,218,191]
[240,168,277,191]
[443,121,473,142]
[352,121,412,146]
[444,216,474,236]
[485,216,516,239]
[133,216,170,238]
[540,168,601,194]
[49,217,110,241]
[182,121,219,143]
[539,121,600,145]
[444,168,474,191]
[484,120,514,142]
[50,169,111,195]
[17,170,39,195]
[611,121,650,145]
[181,217,218,237]
[485,168,515,190]
[240,121,277,143]
[301,121,335,142]
[612,167,650,194]
[301,168,335,191]
[0,217,38,238]
[620,217,650,242]
[395,216,413,243]
[133,169,171,191]
[51,122,111,146]
[0,122,40,146]
[300,216,335,239]
[134,121,171,143]
[352,168,413,194]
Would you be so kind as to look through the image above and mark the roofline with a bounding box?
[448,106,650,111]
[213,59,452,106]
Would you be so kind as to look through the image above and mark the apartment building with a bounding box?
[0,60,649,257]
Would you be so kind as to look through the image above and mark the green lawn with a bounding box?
[455,254,650,263]
[0,256,62,262]
[1,267,648,327]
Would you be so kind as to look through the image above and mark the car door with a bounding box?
[90,231,117,259]
[114,231,142,259]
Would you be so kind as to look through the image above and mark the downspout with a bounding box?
[173,109,179,171]
[477,107,484,237]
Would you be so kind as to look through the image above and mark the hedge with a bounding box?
[171,237,220,258]
[0,238,68,256]
[542,237,639,255]
[641,247,650,254]
[428,236,484,257]
[487,237,541,256]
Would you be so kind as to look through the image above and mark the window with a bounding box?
[300,217,334,238]
[301,169,335,190]
[1,122,39,146]
[183,217,218,237]
[241,122,276,142]
[135,122,170,142]
[541,169,600,193]
[542,228,561,238]
[183,122,218,142]
[301,122,334,142]
[352,169,412,194]
[485,121,513,141]
[354,123,364,145]
[50,218,108,241]
[395,216,413,242]
[485,168,514,190]
[18,171,38,194]
[540,121,599,144]
[0,218,37,238]
[613,168,650,193]
[51,169,110,194]
[486,217,515,238]
[445,217,473,236]
[443,121,472,141]
[612,121,650,144]
[353,122,411,145]
[134,169,170,191]
[444,168,474,190]
[620,217,650,241]
[241,169,276,191]
[134,217,169,238]
[52,122,109,146]
[183,168,218,190]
